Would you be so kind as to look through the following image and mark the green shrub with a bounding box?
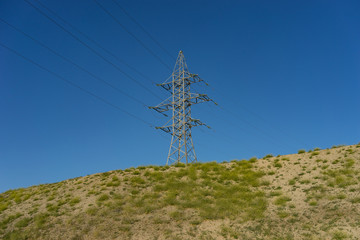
[332,231,348,240]
[162,166,170,170]
[289,179,296,185]
[277,211,290,218]
[130,177,146,185]
[249,157,257,163]
[101,172,111,177]
[274,196,291,206]
[0,203,9,213]
[350,197,360,203]
[34,213,49,228]
[130,189,140,195]
[148,171,164,182]
[69,197,81,206]
[169,211,182,220]
[163,191,178,206]
[274,163,282,168]
[106,181,120,187]
[152,166,161,171]
[3,230,28,240]
[260,180,270,186]
[174,163,186,168]
[46,203,60,213]
[300,179,311,184]
[97,194,110,202]
[269,191,282,197]
[324,169,356,188]
[0,213,22,229]
[86,207,98,216]
[336,194,346,199]
[298,149,306,154]
[47,195,55,201]
[14,217,31,228]
[345,158,355,168]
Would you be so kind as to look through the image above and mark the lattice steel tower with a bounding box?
[150,51,214,165]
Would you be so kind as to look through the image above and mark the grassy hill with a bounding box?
[1,144,360,240]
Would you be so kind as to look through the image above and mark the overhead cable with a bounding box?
[0,41,153,127]
[93,0,172,70]
[0,17,148,107]
[24,0,162,101]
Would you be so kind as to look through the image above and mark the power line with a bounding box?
[32,0,158,85]
[29,0,301,151]
[0,41,153,127]
[97,4,279,151]
[111,0,176,61]
[192,96,290,152]
[196,126,260,158]
[190,84,291,150]
[90,0,303,149]
[92,0,172,71]
[193,82,302,149]
[102,0,304,148]
[192,82,301,149]
[208,84,306,148]
[216,104,294,150]
[0,17,148,108]
[24,0,162,101]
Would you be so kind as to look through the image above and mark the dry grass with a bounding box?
[0,144,360,239]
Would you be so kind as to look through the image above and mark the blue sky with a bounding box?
[1,0,359,193]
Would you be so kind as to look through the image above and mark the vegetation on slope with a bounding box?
[0,144,360,239]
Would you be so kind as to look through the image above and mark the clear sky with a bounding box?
[1,0,359,193]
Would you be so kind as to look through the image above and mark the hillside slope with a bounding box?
[1,144,360,240]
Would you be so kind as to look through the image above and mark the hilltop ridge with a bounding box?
[1,144,360,240]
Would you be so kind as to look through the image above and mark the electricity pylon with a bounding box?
[150,51,215,165]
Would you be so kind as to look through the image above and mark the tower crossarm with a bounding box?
[155,117,210,135]
[156,73,207,93]
[187,93,214,104]
[189,74,208,85]
[155,126,172,134]
[148,96,172,116]
[153,116,173,134]
[189,118,210,128]
[149,93,214,115]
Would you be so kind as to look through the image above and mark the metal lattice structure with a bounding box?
[150,51,214,165]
